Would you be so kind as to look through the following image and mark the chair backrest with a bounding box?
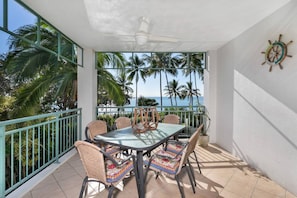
[177,124,203,173]
[85,120,107,141]
[75,140,107,184]
[163,114,180,124]
[115,117,131,129]
[184,124,203,161]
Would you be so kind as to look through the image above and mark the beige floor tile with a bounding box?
[252,188,283,198]
[32,175,57,190]
[21,144,297,198]
[195,188,221,198]
[53,163,79,182]
[57,174,83,197]
[224,176,255,198]
[197,163,211,174]
[256,177,286,197]
[220,189,245,198]
[78,174,137,198]
[195,174,223,193]
[204,170,233,190]
[21,192,33,198]
[31,182,65,198]
[286,191,297,198]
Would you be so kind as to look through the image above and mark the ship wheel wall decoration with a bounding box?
[261,34,293,72]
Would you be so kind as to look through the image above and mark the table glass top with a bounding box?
[94,123,185,150]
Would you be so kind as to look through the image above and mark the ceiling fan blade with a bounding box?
[148,34,179,43]
[138,16,150,33]
[108,16,179,45]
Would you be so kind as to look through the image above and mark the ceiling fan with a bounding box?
[120,16,179,45]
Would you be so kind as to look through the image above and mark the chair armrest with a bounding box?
[164,140,188,157]
[101,150,135,167]
[85,126,91,142]
[173,142,189,156]
[154,154,176,161]
[167,140,186,146]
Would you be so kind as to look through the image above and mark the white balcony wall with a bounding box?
[78,48,97,139]
[211,0,297,195]
[204,51,218,143]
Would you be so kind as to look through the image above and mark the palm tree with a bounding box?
[126,54,147,106]
[3,24,127,117]
[0,55,14,120]
[180,53,204,105]
[116,70,133,105]
[0,63,11,96]
[3,24,77,117]
[164,79,185,107]
[182,82,201,109]
[96,52,126,106]
[144,53,179,108]
[96,52,125,69]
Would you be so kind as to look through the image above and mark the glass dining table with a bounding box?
[94,123,185,198]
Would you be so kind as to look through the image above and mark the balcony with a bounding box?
[2,108,296,198]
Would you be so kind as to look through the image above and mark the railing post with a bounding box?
[55,115,60,163]
[0,125,6,198]
[79,109,82,140]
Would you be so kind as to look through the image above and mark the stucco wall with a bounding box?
[204,51,217,143]
[213,0,297,195]
[77,49,97,139]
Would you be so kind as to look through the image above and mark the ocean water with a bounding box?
[126,96,204,107]
[97,96,204,114]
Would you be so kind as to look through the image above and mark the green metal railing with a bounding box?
[0,106,205,197]
[0,109,82,197]
[96,105,206,137]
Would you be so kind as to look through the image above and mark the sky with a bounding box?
[1,0,37,54]
[120,53,204,97]
[1,0,204,97]
[120,67,204,97]
[144,77,203,97]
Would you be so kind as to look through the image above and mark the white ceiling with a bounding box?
[21,0,290,52]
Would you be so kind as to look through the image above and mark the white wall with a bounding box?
[212,0,297,195]
[77,48,97,139]
[204,51,217,143]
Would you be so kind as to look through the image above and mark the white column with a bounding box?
[204,50,217,143]
[77,48,97,140]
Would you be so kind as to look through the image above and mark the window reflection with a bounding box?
[0,31,9,55]
[2,1,81,66]
[0,0,3,27]
[74,45,83,65]
[61,35,73,61]
[8,0,37,35]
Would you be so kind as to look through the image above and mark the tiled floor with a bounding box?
[22,144,296,198]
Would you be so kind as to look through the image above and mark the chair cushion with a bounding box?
[105,144,121,155]
[145,150,181,175]
[166,142,185,154]
[106,158,134,183]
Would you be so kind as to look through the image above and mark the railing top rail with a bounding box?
[97,105,203,108]
[0,108,81,126]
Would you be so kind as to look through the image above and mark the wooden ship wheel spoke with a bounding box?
[261,34,293,72]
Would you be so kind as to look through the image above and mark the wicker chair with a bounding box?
[165,124,203,174]
[115,117,132,129]
[163,114,180,124]
[75,140,136,198]
[144,126,202,198]
[85,120,120,155]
